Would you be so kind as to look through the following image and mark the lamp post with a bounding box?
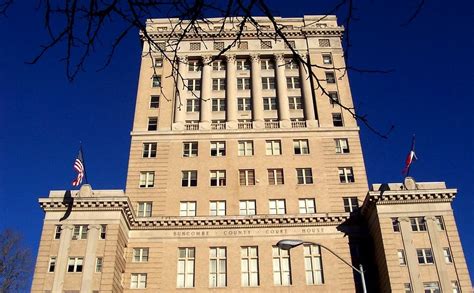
[276,239,367,293]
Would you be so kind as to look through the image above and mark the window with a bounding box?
[332,113,343,127]
[188,60,201,72]
[238,140,254,156]
[329,92,339,105]
[181,171,197,187]
[261,59,274,70]
[95,257,103,272]
[142,143,157,158]
[177,248,195,288]
[186,98,200,112]
[150,95,160,108]
[239,200,256,215]
[452,281,460,293]
[214,42,224,50]
[241,246,259,287]
[335,139,349,154]
[48,257,56,272]
[190,42,201,51]
[443,248,453,263]
[239,169,255,186]
[304,244,323,285]
[299,199,316,214]
[398,250,407,265]
[100,225,106,239]
[404,283,412,293]
[212,78,226,91]
[343,197,359,212]
[322,54,333,65]
[54,225,62,240]
[285,59,299,69]
[73,225,87,240]
[180,201,197,216]
[139,171,154,188]
[263,97,277,110]
[147,117,158,131]
[435,216,445,231]
[272,246,291,285]
[293,139,309,154]
[392,218,400,232]
[131,273,147,289]
[238,97,252,111]
[137,202,152,217]
[269,199,286,215]
[261,40,272,49]
[417,249,434,264]
[211,98,226,112]
[268,169,284,185]
[297,168,313,184]
[410,217,427,232]
[265,140,281,155]
[238,41,248,50]
[288,96,302,109]
[212,60,226,71]
[286,77,300,89]
[210,201,226,216]
[237,78,251,90]
[153,57,163,67]
[210,141,226,156]
[187,79,201,91]
[236,59,250,70]
[339,167,355,183]
[152,75,161,87]
[423,282,440,293]
[210,170,226,186]
[209,247,227,287]
[183,142,198,157]
[319,39,330,47]
[67,257,83,272]
[262,77,275,90]
[325,72,336,83]
[284,40,295,49]
[133,248,149,262]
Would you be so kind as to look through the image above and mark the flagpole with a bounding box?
[80,143,89,185]
[405,134,415,177]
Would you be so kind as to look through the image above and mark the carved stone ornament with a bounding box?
[274,53,285,63]
[202,55,213,63]
[224,54,236,63]
[250,54,261,63]
[178,55,188,63]
[403,176,417,190]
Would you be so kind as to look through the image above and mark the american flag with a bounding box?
[72,149,85,187]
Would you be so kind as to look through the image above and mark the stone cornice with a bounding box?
[364,188,457,208]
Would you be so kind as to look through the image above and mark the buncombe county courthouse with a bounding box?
[31,15,472,293]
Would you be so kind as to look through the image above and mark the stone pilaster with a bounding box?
[225,54,238,129]
[298,54,317,127]
[251,54,264,129]
[426,216,452,292]
[80,224,101,293]
[52,224,74,293]
[399,217,422,293]
[274,54,291,127]
[199,55,212,129]
[174,55,187,130]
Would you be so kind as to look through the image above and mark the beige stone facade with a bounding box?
[31,15,471,292]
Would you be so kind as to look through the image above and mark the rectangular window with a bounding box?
[48,257,56,272]
[423,282,440,293]
[239,169,256,186]
[209,248,227,288]
[238,97,252,111]
[322,54,333,65]
[443,248,453,263]
[190,42,201,51]
[213,42,224,50]
[238,41,248,50]
[417,249,434,264]
[284,40,295,49]
[329,92,339,105]
[212,78,226,91]
[269,199,286,215]
[186,98,200,112]
[304,244,323,285]
[150,95,160,108]
[210,141,226,156]
[210,170,226,186]
[299,199,316,214]
[261,59,274,70]
[152,75,161,87]
[398,250,407,265]
[288,96,302,109]
[262,77,275,90]
[210,201,226,216]
[131,273,147,289]
[268,169,284,185]
[237,78,251,90]
[343,197,359,212]
[188,60,201,72]
[297,168,313,184]
[241,246,259,287]
[137,202,152,217]
[148,117,158,131]
[133,248,149,262]
[332,113,344,127]
[265,140,281,155]
[339,167,355,183]
[404,283,412,293]
[319,39,331,47]
[286,77,300,89]
[177,248,195,288]
[261,40,272,49]
[211,98,226,112]
[183,142,198,157]
[410,217,427,232]
[186,79,201,91]
[212,60,226,71]
[239,200,256,215]
[72,225,87,240]
[180,201,197,216]
[238,140,254,156]
[272,246,291,285]
[142,143,157,158]
[392,218,400,232]
[236,59,250,70]
[54,225,62,240]
[335,138,349,154]
[153,57,163,67]
[263,97,278,110]
[95,257,103,272]
[435,216,445,231]
[67,257,83,272]
[293,139,309,154]
[325,72,336,83]
[285,59,299,69]
[139,171,155,188]
[181,170,197,187]
[452,281,460,293]
[100,225,106,240]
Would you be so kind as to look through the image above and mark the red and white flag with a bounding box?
[72,149,85,186]
[402,135,417,175]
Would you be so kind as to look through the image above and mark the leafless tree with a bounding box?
[0,229,33,293]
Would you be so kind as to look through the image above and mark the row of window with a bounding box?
[48,256,103,273]
[404,281,460,293]
[142,139,350,159]
[136,197,359,217]
[392,216,445,232]
[396,247,453,266]
[53,225,107,240]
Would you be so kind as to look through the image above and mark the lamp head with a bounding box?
[276,239,304,250]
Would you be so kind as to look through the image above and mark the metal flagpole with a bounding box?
[80,143,89,184]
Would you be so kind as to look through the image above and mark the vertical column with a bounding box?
[225,54,238,129]
[173,55,187,130]
[80,225,101,293]
[399,217,422,293]
[199,55,212,129]
[274,54,291,128]
[250,54,264,129]
[298,53,317,127]
[52,224,74,292]
[426,216,452,292]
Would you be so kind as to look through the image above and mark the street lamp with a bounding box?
[276,239,367,293]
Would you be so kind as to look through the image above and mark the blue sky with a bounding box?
[0,0,472,283]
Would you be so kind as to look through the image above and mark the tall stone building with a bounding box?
[31,15,471,292]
